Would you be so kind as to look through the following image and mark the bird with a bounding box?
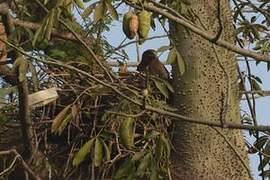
[137,49,170,80]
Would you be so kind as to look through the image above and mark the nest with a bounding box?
[0,60,173,179]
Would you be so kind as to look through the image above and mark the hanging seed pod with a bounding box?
[119,117,135,149]
[138,10,151,39]
[122,12,136,39]
[129,14,139,37]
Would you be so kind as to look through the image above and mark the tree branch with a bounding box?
[4,39,270,132]
[126,1,270,62]
[0,149,41,180]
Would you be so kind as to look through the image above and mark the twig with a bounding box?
[0,155,20,177]
[3,39,270,132]
[135,34,140,63]
[0,149,41,180]
[33,0,115,83]
[115,35,167,51]
[106,110,146,118]
[125,1,270,62]
[16,57,34,159]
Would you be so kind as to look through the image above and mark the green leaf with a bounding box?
[94,138,103,167]
[105,0,118,20]
[161,135,171,159]
[102,140,111,161]
[48,49,67,59]
[45,10,55,40]
[94,1,107,23]
[143,130,160,140]
[136,152,152,177]
[82,4,95,18]
[258,140,270,171]
[151,76,174,93]
[72,138,95,166]
[101,111,109,121]
[251,16,256,23]
[114,158,135,179]
[251,26,260,40]
[157,46,171,53]
[44,0,49,5]
[152,78,169,98]
[132,151,145,161]
[51,104,71,133]
[258,157,270,171]
[74,0,85,9]
[155,135,164,162]
[166,48,177,65]
[58,113,72,134]
[176,50,186,75]
[250,136,268,154]
[119,117,135,149]
[150,159,158,180]
[251,75,263,84]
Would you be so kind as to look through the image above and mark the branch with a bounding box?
[12,19,85,42]
[32,0,115,82]
[0,149,41,180]
[4,39,270,132]
[17,76,34,158]
[126,2,270,62]
[0,3,92,43]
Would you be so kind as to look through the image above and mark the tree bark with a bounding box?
[169,1,251,179]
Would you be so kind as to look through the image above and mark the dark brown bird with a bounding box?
[137,49,170,79]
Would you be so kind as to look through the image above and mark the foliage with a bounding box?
[0,0,270,179]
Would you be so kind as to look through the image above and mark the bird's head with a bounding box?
[137,49,157,72]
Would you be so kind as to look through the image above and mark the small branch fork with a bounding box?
[0,149,41,180]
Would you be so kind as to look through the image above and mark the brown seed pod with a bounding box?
[122,12,136,39]
[129,14,139,36]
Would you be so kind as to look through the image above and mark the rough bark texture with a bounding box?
[169,1,250,179]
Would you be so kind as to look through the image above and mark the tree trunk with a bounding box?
[169,1,251,179]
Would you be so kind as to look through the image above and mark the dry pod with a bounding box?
[138,10,151,39]
[122,12,136,39]
[129,14,139,37]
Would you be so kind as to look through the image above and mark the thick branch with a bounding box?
[12,19,86,42]
[18,79,33,158]
[127,2,270,62]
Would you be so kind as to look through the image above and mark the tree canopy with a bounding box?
[0,0,270,179]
